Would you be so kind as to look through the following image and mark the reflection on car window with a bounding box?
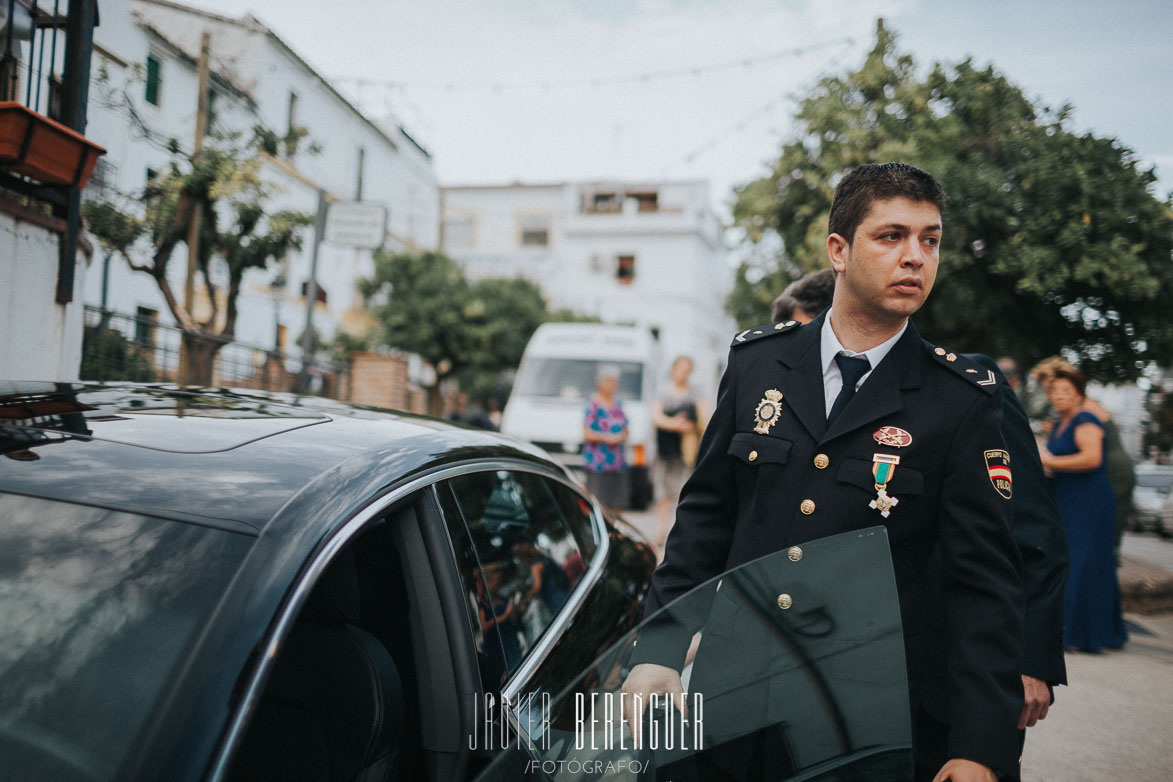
[441,471,589,688]
[0,495,252,782]
[474,526,912,782]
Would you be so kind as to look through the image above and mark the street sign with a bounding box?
[323,201,387,249]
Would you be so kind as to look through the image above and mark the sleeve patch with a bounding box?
[984,449,1013,499]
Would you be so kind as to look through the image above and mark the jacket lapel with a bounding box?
[774,311,829,442]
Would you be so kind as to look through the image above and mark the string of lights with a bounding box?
[678,38,856,165]
[329,37,854,94]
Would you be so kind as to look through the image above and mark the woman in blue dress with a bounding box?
[1039,366,1127,652]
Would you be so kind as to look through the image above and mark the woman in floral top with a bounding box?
[582,364,629,513]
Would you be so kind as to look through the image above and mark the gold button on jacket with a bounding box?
[800,499,815,515]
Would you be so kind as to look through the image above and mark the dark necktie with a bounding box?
[827,353,871,426]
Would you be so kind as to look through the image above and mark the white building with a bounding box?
[82,0,439,360]
[441,180,734,398]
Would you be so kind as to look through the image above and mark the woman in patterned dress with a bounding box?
[582,364,629,514]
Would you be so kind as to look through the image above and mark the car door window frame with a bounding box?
[209,458,609,782]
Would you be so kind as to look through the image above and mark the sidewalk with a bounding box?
[1118,532,1173,614]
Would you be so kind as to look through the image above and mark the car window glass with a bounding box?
[548,479,598,561]
[443,471,589,684]
[437,481,507,691]
[473,526,912,782]
[0,495,252,782]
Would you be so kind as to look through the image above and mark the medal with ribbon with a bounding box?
[869,453,900,518]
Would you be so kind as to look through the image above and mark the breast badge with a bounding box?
[873,426,912,448]
[984,449,1013,499]
[869,453,901,518]
[753,389,784,434]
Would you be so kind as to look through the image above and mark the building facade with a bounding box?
[441,180,734,398]
[81,0,439,366]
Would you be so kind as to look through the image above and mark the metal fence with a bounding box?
[81,306,351,399]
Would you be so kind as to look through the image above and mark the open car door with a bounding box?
[476,525,912,781]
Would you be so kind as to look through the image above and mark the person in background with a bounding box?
[1083,396,1137,563]
[1039,366,1128,653]
[446,392,495,430]
[651,356,708,547]
[770,267,837,323]
[1031,357,1136,563]
[582,364,629,515]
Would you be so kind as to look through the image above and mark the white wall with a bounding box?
[0,214,89,380]
[441,180,734,399]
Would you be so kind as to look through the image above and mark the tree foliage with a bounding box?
[361,251,553,411]
[729,26,1173,382]
[83,100,313,384]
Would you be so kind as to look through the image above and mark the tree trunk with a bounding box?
[181,331,222,387]
[428,383,445,417]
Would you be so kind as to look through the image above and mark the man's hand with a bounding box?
[931,758,998,782]
[620,663,686,747]
[1018,674,1051,728]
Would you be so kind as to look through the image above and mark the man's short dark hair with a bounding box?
[828,162,945,244]
[771,268,836,321]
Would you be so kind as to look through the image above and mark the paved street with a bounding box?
[619,508,1173,781]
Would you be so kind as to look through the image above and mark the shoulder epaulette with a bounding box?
[925,343,999,394]
[731,320,802,347]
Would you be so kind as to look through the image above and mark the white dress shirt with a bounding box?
[820,311,908,418]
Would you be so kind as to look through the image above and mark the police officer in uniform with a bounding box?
[776,273,1068,734]
[623,163,1024,782]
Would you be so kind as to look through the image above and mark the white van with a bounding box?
[501,323,660,508]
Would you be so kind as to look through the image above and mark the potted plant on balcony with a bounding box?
[0,100,105,188]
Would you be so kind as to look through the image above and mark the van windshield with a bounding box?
[513,359,644,401]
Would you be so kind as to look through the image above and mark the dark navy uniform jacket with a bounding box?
[967,354,1068,688]
[635,313,1025,776]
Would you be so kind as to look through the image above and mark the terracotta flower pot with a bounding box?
[0,101,106,188]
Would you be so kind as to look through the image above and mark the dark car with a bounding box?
[0,382,656,782]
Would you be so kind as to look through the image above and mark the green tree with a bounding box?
[83,64,314,386]
[84,128,312,386]
[360,250,472,414]
[730,24,1173,382]
[361,251,579,413]
[457,277,549,406]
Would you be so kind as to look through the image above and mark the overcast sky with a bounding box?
[191,0,1173,215]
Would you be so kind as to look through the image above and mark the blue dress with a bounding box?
[1048,410,1127,651]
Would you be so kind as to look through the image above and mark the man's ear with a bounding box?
[826,233,850,274]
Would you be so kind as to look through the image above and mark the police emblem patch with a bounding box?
[753,389,784,434]
[873,426,912,448]
[984,449,1013,499]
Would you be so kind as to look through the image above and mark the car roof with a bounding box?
[0,381,558,533]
